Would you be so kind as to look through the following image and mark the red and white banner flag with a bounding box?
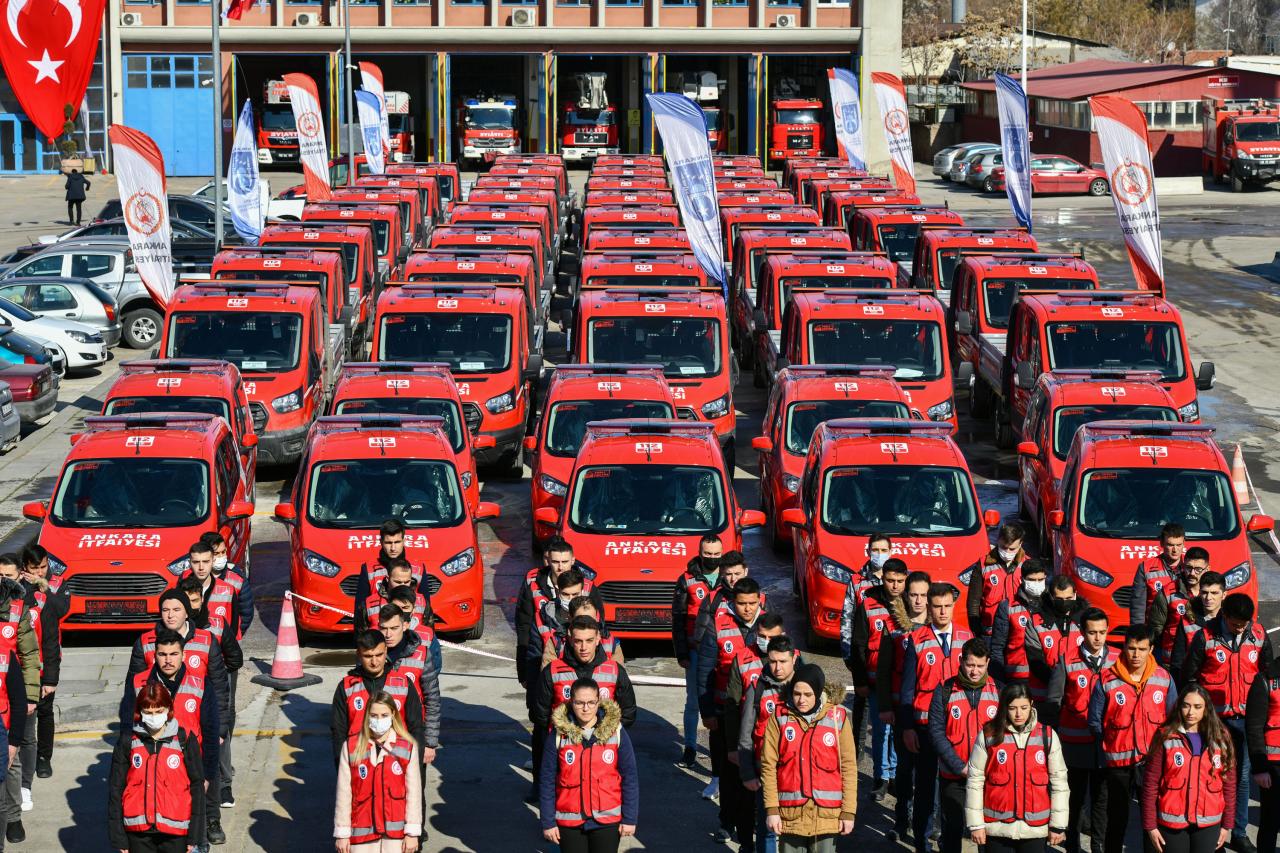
[871,72,915,195]
[107,125,175,307]
[1089,95,1164,295]
[221,0,252,20]
[284,72,331,201]
[358,61,390,156]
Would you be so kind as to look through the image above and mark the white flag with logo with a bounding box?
[871,72,915,194]
[827,68,866,171]
[358,62,391,157]
[355,90,386,176]
[995,72,1032,231]
[228,100,263,244]
[107,125,175,307]
[283,72,331,201]
[1089,95,1164,294]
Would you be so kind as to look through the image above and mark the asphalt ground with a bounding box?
[0,168,1275,850]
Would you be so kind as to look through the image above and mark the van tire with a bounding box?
[993,401,1016,450]
[969,378,993,419]
[451,614,485,641]
[123,307,163,350]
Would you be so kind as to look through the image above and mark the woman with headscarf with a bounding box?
[760,664,857,852]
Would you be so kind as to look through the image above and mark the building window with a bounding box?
[1133,100,1203,131]
[768,0,802,6]
[606,0,642,6]
[1035,97,1090,130]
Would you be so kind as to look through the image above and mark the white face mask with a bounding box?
[141,713,168,731]
[368,716,393,737]
[868,552,890,569]
[558,595,573,609]
[999,548,1020,564]
[1024,579,1046,598]
[212,556,228,571]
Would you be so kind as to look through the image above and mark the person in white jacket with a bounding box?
[334,692,423,853]
[965,682,1069,853]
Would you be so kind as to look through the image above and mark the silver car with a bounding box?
[0,276,121,347]
[0,381,19,452]
[941,143,998,181]
[964,151,1006,190]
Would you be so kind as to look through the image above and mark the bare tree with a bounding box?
[903,0,952,103]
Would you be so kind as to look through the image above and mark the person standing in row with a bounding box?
[1169,570,1225,684]
[723,612,785,853]
[330,631,425,770]
[1151,547,1210,666]
[672,534,723,769]
[1246,649,1280,853]
[18,545,65,783]
[738,634,800,853]
[334,691,423,853]
[967,523,1028,638]
[377,606,440,774]
[965,683,1069,853]
[761,664,856,853]
[929,638,999,853]
[838,534,893,770]
[877,571,930,844]
[989,561,1049,691]
[1141,685,1235,853]
[1130,523,1187,629]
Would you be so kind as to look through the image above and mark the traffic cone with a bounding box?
[252,592,322,690]
[1232,444,1250,505]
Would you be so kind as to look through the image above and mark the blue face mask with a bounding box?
[868,552,890,569]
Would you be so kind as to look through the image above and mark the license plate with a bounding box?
[614,607,671,626]
[85,599,150,617]
[0,404,11,417]
[576,132,607,145]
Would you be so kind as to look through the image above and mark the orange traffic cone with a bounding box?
[1232,444,1250,505]
[252,592,322,690]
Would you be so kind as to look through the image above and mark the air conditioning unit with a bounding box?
[119,11,142,25]
[294,11,320,26]
[776,13,797,26]
[511,7,536,26]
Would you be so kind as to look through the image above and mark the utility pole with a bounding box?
[211,0,224,244]
[1021,0,1028,90]
[343,0,355,185]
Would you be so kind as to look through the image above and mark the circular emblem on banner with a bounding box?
[124,190,163,237]
[1077,674,1089,688]
[184,698,197,714]
[951,706,962,720]
[298,111,322,140]
[986,706,997,718]
[785,726,797,742]
[602,749,616,765]
[1115,692,1126,706]
[1034,750,1046,765]
[823,731,836,747]
[1174,752,1185,767]
[358,764,369,779]
[925,652,936,665]
[354,697,365,712]
[132,753,144,769]
[390,760,403,776]
[1216,649,1228,663]
[565,750,576,766]
[167,754,181,770]
[1250,649,1259,663]
[695,588,706,601]
[883,108,909,136]
[0,625,13,640]
[1044,635,1055,649]
[1112,160,1153,207]
[188,654,202,670]
[996,749,1008,765]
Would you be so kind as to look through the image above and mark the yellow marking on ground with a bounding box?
[57,728,326,740]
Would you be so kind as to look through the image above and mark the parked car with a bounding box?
[91,194,222,232]
[934,142,998,179]
[0,239,157,350]
[0,381,20,451]
[0,277,121,346]
[987,155,1111,196]
[963,150,1006,189]
[0,331,59,425]
[192,178,297,220]
[26,221,241,273]
[0,296,106,373]
[0,322,63,376]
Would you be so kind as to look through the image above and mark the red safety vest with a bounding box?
[862,597,893,685]
[121,730,193,837]
[554,727,624,827]
[549,658,619,715]
[1196,621,1266,718]
[178,571,236,629]
[347,734,413,844]
[711,607,752,705]
[938,679,1000,781]
[1057,643,1119,744]
[775,705,847,810]
[681,573,714,639]
[1159,593,1192,658]
[365,589,430,632]
[735,645,764,697]
[1014,608,1067,701]
[0,615,18,729]
[342,674,411,737]
[1137,556,1180,619]
[1098,665,1172,767]
[140,628,214,679]
[1002,600,1036,679]
[847,567,877,610]
[909,624,973,725]
[391,644,430,703]
[977,556,1023,635]
[888,627,915,704]
[1261,676,1280,764]
[752,682,787,757]
[981,723,1053,827]
[1154,733,1227,830]
[133,670,208,743]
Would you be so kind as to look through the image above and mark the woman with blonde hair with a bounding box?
[1141,684,1236,853]
[335,691,423,853]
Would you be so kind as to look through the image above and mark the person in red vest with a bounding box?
[1088,624,1176,853]
[1150,546,1210,666]
[989,560,1049,692]
[876,570,931,843]
[532,617,636,735]
[1245,651,1280,853]
[330,631,426,771]
[16,544,67,783]
[722,611,784,852]
[965,682,1069,853]
[1129,522,1187,629]
[1169,570,1225,684]
[377,606,440,769]
[538,595,623,670]
[1183,591,1272,852]
[672,534,724,768]
[333,690,423,853]
[966,523,1028,637]
[929,638,999,853]
[1141,684,1235,853]
[108,681,205,853]
[760,663,857,848]
[539,677,638,853]
[900,582,973,853]
[737,633,801,853]
[1045,607,1116,853]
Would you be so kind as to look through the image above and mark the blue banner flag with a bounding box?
[827,68,866,171]
[228,100,263,245]
[355,89,386,176]
[995,72,1032,231]
[646,93,725,288]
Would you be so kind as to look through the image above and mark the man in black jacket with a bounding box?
[329,630,425,768]
[671,534,723,767]
[15,546,66,782]
[928,638,997,853]
[515,539,598,687]
[531,617,636,735]
[1024,574,1087,723]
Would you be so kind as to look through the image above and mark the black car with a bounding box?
[92,194,225,233]
[17,220,242,275]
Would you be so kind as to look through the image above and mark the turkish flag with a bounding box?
[0,0,108,140]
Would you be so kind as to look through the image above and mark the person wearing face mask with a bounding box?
[334,692,423,853]
[109,681,205,853]
[1023,575,1085,721]
[197,532,253,634]
[989,561,1050,697]
[878,571,931,841]
[840,535,894,650]
[541,595,623,670]
[847,558,910,801]
[968,523,1028,638]
[1129,522,1187,631]
[672,534,724,768]
[724,612,786,853]
[331,631,425,772]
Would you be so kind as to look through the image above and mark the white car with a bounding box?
[191,178,301,220]
[0,296,105,373]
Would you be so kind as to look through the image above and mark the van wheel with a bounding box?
[969,378,992,419]
[452,615,485,641]
[123,308,163,350]
[1231,170,1245,193]
[1088,178,1109,196]
[496,442,525,481]
[993,401,1016,450]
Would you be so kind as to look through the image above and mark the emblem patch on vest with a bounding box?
[167,754,182,770]
[184,699,198,714]
[602,749,615,765]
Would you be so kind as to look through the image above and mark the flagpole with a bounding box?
[1021,0,1028,89]
[211,0,224,246]
[343,0,355,186]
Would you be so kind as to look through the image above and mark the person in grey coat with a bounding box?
[64,170,90,226]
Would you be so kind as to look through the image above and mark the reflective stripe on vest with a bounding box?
[550,659,619,716]
[752,683,786,756]
[392,646,429,701]
[978,560,1022,635]
[712,605,748,704]
[1003,603,1034,677]
[1197,622,1265,717]
[775,706,847,809]
[0,616,17,730]
[348,733,413,843]
[684,575,713,638]
[345,675,411,736]
[981,724,1053,826]
[554,730,624,826]
[1155,735,1226,830]
[862,598,892,684]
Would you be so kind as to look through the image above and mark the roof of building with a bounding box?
[960,59,1215,99]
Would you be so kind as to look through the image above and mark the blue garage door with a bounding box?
[122,54,215,176]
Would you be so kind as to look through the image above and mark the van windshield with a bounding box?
[779,275,893,307]
[1046,321,1186,380]
[168,312,303,373]
[588,317,721,378]
[876,224,923,263]
[545,400,674,457]
[785,400,911,454]
[569,464,726,535]
[306,458,464,528]
[51,458,209,527]
[268,241,358,286]
[807,319,943,381]
[1077,468,1239,539]
[1051,405,1178,459]
[333,398,465,452]
[822,465,979,536]
[378,313,512,373]
[105,396,231,422]
[985,278,1094,328]
[407,272,524,285]
[585,276,701,289]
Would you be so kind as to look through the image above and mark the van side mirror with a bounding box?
[1196,362,1216,391]
[476,501,502,521]
[983,509,1001,527]
[1049,509,1065,528]
[274,502,297,523]
[473,435,497,450]
[751,436,774,452]
[1014,361,1035,390]
[534,507,560,526]
[21,501,46,521]
[226,500,255,520]
[523,435,537,451]
[955,310,973,336]
[1017,441,1039,457]
[1248,514,1275,533]
[524,354,544,382]
[241,432,259,448]
[738,509,766,529]
[781,508,806,528]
